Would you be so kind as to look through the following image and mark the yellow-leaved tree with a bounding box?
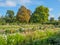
[16,6,31,23]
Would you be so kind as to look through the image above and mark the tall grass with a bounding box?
[0,29,60,45]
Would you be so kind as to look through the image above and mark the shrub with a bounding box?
[0,36,7,45]
[7,33,25,45]
[19,28,24,32]
[5,30,10,34]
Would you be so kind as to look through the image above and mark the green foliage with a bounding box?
[50,17,55,22]
[7,34,25,45]
[0,5,60,24]
[0,36,7,45]
[5,30,10,34]
[18,28,24,32]
[47,31,60,45]
[58,16,60,21]
[58,16,60,24]
[5,10,14,23]
[5,29,17,34]
[30,5,49,23]
[0,29,60,45]
[0,16,6,25]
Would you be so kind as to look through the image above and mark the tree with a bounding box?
[58,16,60,24]
[0,16,6,25]
[16,6,31,23]
[30,5,49,23]
[5,10,14,23]
[50,17,54,22]
[58,16,60,21]
[49,17,59,25]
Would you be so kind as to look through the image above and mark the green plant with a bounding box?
[0,36,7,45]
[19,28,24,32]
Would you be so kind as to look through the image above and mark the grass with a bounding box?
[0,24,60,45]
[0,24,59,30]
[0,29,60,45]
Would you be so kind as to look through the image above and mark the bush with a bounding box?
[7,34,25,45]
[19,28,24,33]
[0,36,7,45]
[5,30,10,34]
[5,29,16,34]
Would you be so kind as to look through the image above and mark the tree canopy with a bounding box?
[16,6,31,23]
[30,5,49,23]
[5,10,14,23]
[0,5,60,25]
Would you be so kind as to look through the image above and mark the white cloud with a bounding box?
[49,15,54,17]
[0,0,17,7]
[0,0,44,7]
[0,2,5,6]
[0,0,31,7]
[6,1,16,6]
[49,13,54,19]
[17,0,32,6]
[49,8,53,12]
[19,0,31,5]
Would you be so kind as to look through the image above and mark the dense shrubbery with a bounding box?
[0,30,60,45]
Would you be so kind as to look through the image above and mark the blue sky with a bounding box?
[0,0,60,20]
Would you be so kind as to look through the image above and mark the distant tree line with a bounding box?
[0,5,60,25]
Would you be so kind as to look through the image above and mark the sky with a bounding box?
[0,0,60,20]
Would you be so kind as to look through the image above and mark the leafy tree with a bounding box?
[30,5,49,23]
[50,17,54,22]
[0,16,6,25]
[5,10,14,23]
[58,16,60,21]
[58,16,60,24]
[16,6,31,23]
[49,17,59,25]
